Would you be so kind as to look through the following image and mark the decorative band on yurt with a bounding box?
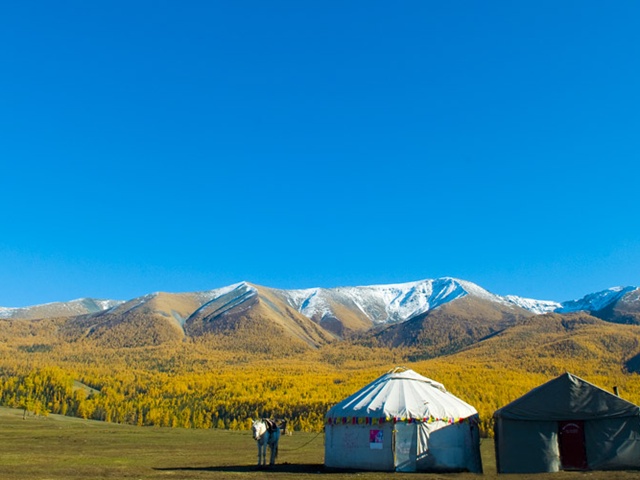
[326,415,477,425]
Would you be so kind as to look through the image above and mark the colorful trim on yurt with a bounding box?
[326,415,477,425]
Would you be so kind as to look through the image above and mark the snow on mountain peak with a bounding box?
[0,297,124,319]
[2,280,637,325]
[279,277,508,325]
[195,281,255,303]
[557,286,638,313]
[504,295,561,314]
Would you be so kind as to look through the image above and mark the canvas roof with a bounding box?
[494,372,640,421]
[326,368,478,420]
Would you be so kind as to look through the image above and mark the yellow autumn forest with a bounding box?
[0,312,639,437]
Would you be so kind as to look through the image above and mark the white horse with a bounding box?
[251,419,281,467]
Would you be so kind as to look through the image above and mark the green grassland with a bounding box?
[1,407,639,480]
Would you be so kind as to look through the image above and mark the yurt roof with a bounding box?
[494,372,640,421]
[326,368,478,421]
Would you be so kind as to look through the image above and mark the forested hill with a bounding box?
[0,304,639,437]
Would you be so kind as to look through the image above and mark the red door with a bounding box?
[558,421,588,470]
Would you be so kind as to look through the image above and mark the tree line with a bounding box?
[0,314,639,437]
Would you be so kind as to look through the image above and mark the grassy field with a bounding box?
[0,407,638,480]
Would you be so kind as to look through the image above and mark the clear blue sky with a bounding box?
[1,1,639,307]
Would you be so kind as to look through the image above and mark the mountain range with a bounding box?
[1,278,639,354]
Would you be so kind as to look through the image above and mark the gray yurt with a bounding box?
[494,372,640,473]
[324,367,482,473]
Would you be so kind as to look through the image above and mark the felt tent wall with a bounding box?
[324,368,482,472]
[494,372,640,473]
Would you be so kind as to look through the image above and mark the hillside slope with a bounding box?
[2,279,639,353]
[278,277,517,337]
[62,292,197,347]
[593,288,640,325]
[185,283,336,352]
[0,298,123,320]
[448,312,640,375]
[360,295,531,357]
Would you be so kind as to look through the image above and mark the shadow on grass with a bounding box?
[154,463,326,474]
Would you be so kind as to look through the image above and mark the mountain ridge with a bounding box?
[1,278,638,327]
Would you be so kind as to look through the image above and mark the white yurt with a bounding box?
[324,367,482,472]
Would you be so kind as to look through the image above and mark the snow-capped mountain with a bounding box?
[276,280,639,323]
[504,296,561,315]
[0,298,124,320]
[556,286,638,314]
[277,277,511,326]
[184,282,333,348]
[1,279,638,335]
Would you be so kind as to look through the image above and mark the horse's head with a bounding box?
[251,419,266,441]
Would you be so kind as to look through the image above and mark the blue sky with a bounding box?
[1,1,639,307]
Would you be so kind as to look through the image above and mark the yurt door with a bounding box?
[558,421,588,470]
[394,423,417,472]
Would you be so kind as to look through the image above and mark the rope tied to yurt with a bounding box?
[279,431,323,452]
